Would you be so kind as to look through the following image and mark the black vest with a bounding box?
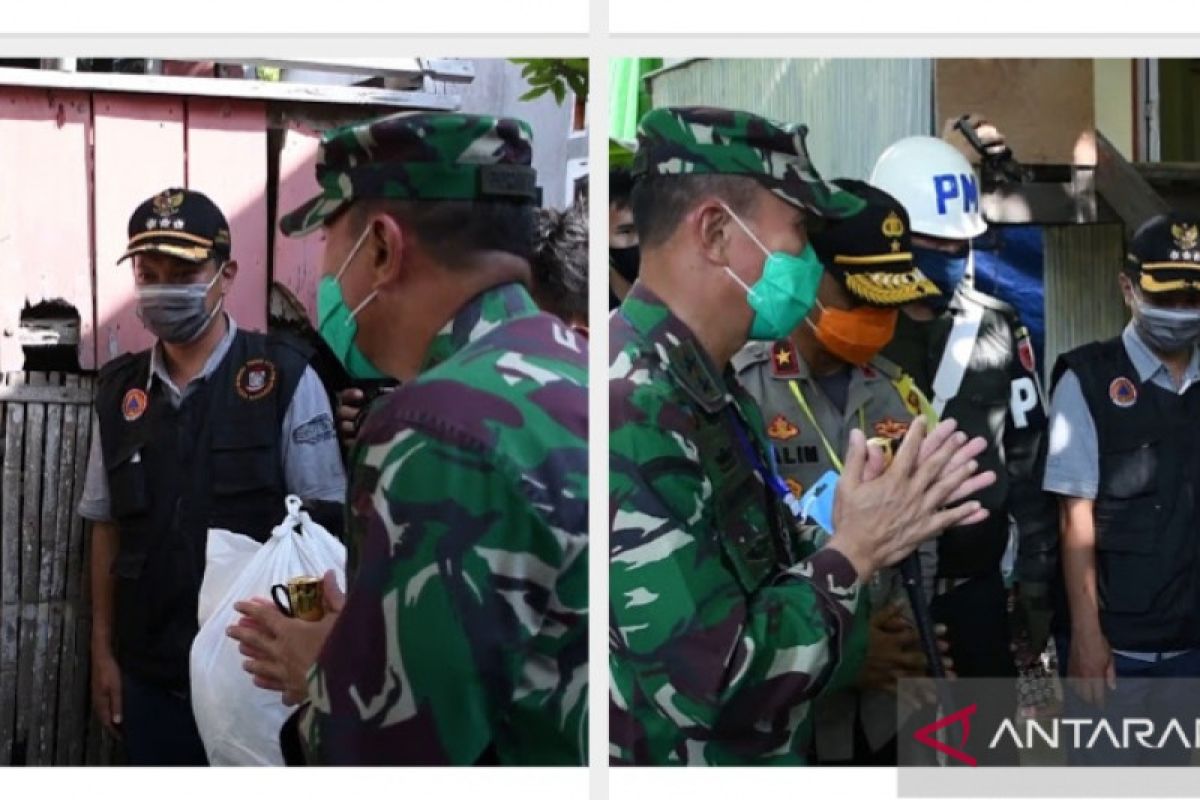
[1052,337,1200,651]
[883,297,1014,578]
[95,328,311,689]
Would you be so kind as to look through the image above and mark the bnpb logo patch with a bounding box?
[1109,377,1138,408]
[122,388,148,422]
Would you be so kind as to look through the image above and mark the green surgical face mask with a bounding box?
[317,226,388,380]
[720,202,824,341]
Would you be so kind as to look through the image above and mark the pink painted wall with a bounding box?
[186,99,268,334]
[272,121,326,325]
[0,89,95,369]
[92,93,186,364]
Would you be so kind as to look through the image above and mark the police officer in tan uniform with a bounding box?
[733,179,944,764]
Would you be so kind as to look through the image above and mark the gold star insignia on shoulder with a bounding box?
[770,341,801,378]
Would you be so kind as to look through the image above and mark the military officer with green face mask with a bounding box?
[608,106,998,765]
[226,112,589,766]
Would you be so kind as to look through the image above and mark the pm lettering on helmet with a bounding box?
[933,173,980,216]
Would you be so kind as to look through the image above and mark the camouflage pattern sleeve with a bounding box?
[299,420,586,765]
[609,377,863,765]
[297,285,589,766]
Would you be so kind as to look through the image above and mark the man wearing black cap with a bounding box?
[1046,212,1200,763]
[733,179,949,765]
[77,187,346,765]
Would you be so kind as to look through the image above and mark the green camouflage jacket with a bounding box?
[609,283,866,766]
[299,281,589,765]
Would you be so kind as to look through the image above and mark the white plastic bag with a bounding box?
[190,495,346,766]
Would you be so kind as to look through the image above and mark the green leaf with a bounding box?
[551,80,565,105]
[519,85,551,102]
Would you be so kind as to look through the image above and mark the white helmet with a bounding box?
[870,136,987,241]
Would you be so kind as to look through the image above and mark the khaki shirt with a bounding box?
[733,337,931,762]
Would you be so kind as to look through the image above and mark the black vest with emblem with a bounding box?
[1052,337,1200,651]
[95,329,312,689]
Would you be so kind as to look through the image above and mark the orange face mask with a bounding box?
[808,300,899,366]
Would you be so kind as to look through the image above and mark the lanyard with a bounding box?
[787,372,940,473]
[726,407,804,519]
[786,379,864,473]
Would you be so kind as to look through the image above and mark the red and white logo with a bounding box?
[913,703,979,767]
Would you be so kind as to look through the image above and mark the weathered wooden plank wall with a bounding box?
[0,372,109,765]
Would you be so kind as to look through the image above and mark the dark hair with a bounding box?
[353,198,535,266]
[630,173,761,249]
[610,167,635,210]
[530,203,589,325]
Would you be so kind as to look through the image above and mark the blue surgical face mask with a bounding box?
[720,202,825,341]
[316,227,388,380]
[912,244,970,310]
[135,267,224,344]
[1131,290,1200,353]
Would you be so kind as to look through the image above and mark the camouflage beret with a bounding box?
[280,111,538,237]
[632,106,865,220]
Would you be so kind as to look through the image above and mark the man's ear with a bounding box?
[1118,271,1135,307]
[695,200,733,267]
[219,259,238,289]
[368,212,407,289]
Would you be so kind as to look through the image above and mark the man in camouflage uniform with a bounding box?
[732,179,945,765]
[609,106,997,766]
[228,112,588,765]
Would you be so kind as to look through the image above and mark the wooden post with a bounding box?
[0,374,26,764]
[16,372,47,761]
[55,374,86,764]
[68,380,94,764]
[32,372,65,764]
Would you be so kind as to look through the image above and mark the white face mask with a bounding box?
[1131,290,1200,353]
[135,267,224,344]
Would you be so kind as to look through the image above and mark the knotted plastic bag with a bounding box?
[190,496,345,766]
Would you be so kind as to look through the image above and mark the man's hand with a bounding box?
[857,603,954,696]
[336,388,365,449]
[90,643,123,738]
[226,570,345,706]
[830,418,997,582]
[943,113,1008,161]
[1068,628,1116,708]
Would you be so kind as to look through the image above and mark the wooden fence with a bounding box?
[0,371,118,765]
